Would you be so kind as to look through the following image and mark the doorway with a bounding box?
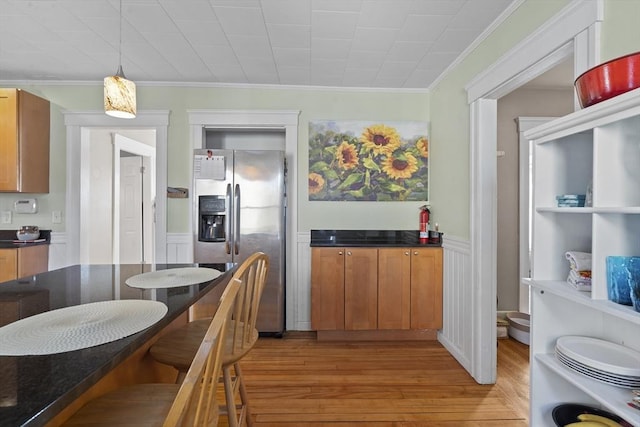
[465,1,601,383]
[64,110,169,267]
[112,133,156,264]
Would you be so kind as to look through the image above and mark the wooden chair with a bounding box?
[149,252,269,427]
[62,277,242,427]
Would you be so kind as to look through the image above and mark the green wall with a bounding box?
[1,84,428,234]
[4,0,636,239]
[427,0,637,240]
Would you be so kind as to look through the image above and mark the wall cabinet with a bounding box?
[311,246,442,332]
[0,245,49,284]
[524,88,640,425]
[0,88,50,193]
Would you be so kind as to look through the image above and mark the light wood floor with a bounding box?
[225,333,529,426]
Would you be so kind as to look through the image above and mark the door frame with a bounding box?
[112,133,156,264]
[63,110,170,266]
[188,109,300,331]
[464,0,602,383]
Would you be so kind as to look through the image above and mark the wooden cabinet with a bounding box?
[0,88,50,193]
[311,248,345,330]
[311,246,443,332]
[410,248,443,329]
[378,248,411,329]
[0,245,49,283]
[344,248,378,330]
[0,249,18,283]
[525,88,640,425]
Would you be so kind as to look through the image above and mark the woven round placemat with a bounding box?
[0,300,167,356]
[125,267,222,289]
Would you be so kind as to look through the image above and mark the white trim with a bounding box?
[464,0,602,384]
[470,99,498,384]
[428,0,525,90]
[63,110,170,266]
[0,80,428,94]
[187,109,301,332]
[465,0,603,103]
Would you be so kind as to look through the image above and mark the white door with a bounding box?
[120,156,143,263]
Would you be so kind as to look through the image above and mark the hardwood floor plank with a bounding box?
[228,333,529,425]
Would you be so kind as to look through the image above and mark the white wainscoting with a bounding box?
[292,232,312,331]
[48,232,69,271]
[166,233,193,264]
[438,235,472,373]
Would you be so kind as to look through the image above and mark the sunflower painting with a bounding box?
[308,120,429,201]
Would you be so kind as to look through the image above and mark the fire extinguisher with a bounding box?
[419,205,430,244]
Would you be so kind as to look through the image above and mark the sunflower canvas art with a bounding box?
[308,120,429,201]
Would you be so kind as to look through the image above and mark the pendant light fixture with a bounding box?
[104,0,136,119]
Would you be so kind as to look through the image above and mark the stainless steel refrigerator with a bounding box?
[193,149,286,335]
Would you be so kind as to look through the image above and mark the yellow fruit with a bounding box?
[563,421,607,427]
[577,413,622,427]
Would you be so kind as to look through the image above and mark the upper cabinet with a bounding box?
[0,88,50,193]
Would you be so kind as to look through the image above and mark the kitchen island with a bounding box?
[0,263,235,427]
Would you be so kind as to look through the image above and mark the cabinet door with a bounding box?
[0,249,18,283]
[17,245,49,279]
[0,88,50,193]
[344,248,378,330]
[311,248,345,330]
[410,248,443,329]
[378,248,411,329]
[0,89,19,191]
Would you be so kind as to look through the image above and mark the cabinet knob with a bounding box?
[346,251,352,256]
[338,251,343,256]
[404,251,410,256]
[413,251,419,256]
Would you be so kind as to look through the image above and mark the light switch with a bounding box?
[1,211,11,224]
[52,210,62,224]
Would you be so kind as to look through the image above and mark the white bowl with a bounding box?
[16,231,40,241]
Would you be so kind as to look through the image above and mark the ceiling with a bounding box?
[0,0,519,90]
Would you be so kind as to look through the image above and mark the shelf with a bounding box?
[536,354,640,425]
[537,207,640,214]
[536,207,593,213]
[525,278,640,326]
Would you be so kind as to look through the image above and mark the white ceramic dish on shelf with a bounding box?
[556,336,640,377]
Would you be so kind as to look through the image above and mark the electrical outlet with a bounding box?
[52,210,62,224]
[1,211,11,224]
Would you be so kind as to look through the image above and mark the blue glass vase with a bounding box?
[606,256,637,305]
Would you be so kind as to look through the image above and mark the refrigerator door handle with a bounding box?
[234,184,240,255]
[225,183,232,255]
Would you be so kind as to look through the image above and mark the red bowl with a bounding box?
[574,51,640,108]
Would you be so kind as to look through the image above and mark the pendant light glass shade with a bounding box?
[104,0,136,119]
[104,65,136,118]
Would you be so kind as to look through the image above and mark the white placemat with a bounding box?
[0,300,168,356]
[125,267,222,289]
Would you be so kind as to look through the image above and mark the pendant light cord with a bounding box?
[118,0,123,68]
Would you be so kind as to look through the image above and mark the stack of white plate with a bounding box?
[555,336,640,389]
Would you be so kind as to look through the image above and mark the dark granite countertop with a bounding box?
[0,263,235,427]
[310,229,442,247]
[0,230,51,249]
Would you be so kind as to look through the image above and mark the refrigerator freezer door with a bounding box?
[234,150,286,334]
[193,149,234,264]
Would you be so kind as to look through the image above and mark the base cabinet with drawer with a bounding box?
[311,246,442,333]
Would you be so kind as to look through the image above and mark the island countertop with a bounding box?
[0,263,235,427]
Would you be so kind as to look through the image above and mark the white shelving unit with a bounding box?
[524,87,640,426]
